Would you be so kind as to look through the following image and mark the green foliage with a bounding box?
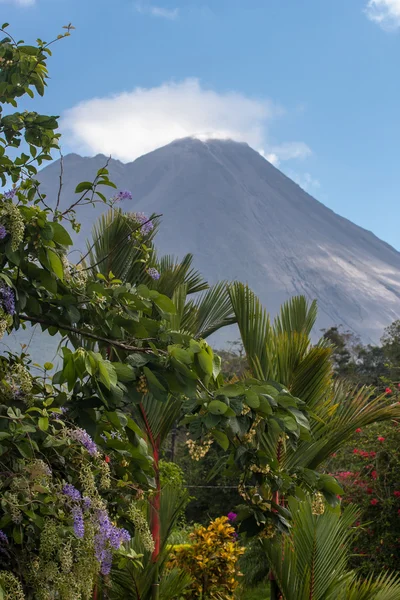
[264,497,400,600]
[0,354,142,599]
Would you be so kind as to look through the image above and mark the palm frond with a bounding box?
[228,282,271,379]
[181,282,236,339]
[273,297,318,338]
[281,382,400,471]
[132,395,182,448]
[157,254,208,297]
[343,571,400,600]
[86,208,158,285]
[263,499,359,600]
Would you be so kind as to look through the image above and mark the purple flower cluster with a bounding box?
[72,505,85,539]
[0,224,7,240]
[0,530,8,545]
[94,510,131,575]
[132,212,154,236]
[70,428,98,456]
[0,285,15,316]
[227,512,237,523]
[3,188,16,200]
[62,483,82,502]
[147,267,160,281]
[115,190,133,202]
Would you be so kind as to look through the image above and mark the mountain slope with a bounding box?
[8,137,400,353]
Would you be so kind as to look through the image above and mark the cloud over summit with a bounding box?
[62,78,311,164]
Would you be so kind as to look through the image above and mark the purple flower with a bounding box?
[147,267,160,281]
[62,483,82,502]
[0,285,15,316]
[3,189,16,200]
[132,212,154,236]
[70,428,98,456]
[227,512,237,523]
[72,505,85,539]
[232,531,239,541]
[83,496,92,511]
[100,433,108,442]
[100,549,113,575]
[0,225,7,240]
[115,190,133,202]
[0,531,8,545]
[94,509,131,570]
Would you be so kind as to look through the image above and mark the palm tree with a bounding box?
[263,497,400,600]
[228,283,400,598]
[228,282,400,479]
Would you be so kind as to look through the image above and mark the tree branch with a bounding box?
[20,314,159,354]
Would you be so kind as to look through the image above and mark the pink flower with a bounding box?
[378,436,385,442]
[353,448,359,454]
[331,453,337,458]
[371,470,378,480]
[366,488,373,494]
[385,387,392,395]
[355,428,362,433]
[369,452,376,458]
[394,491,400,498]
[370,499,379,506]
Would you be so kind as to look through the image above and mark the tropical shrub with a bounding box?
[327,419,400,574]
[168,515,244,599]
[263,497,400,600]
[0,354,142,599]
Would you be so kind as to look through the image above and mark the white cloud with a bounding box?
[134,2,179,20]
[62,78,311,164]
[365,0,400,30]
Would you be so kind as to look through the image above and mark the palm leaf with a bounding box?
[263,499,360,600]
[182,282,236,339]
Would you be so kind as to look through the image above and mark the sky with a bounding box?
[1,0,400,249]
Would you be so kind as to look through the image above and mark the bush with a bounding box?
[168,516,244,599]
[328,419,400,574]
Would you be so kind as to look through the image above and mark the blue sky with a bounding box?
[2,0,400,249]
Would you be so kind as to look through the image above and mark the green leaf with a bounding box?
[153,293,176,314]
[75,181,93,193]
[208,400,229,415]
[211,429,229,450]
[46,249,64,280]
[52,223,73,246]
[197,349,213,377]
[245,389,260,409]
[143,366,166,391]
[13,526,23,544]
[38,417,49,431]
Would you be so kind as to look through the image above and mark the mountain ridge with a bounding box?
[5,136,400,356]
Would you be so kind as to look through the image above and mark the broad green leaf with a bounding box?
[245,389,260,409]
[211,430,229,450]
[38,417,49,431]
[153,293,176,314]
[197,349,213,377]
[52,222,73,245]
[46,249,64,280]
[75,181,93,193]
[208,400,229,415]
